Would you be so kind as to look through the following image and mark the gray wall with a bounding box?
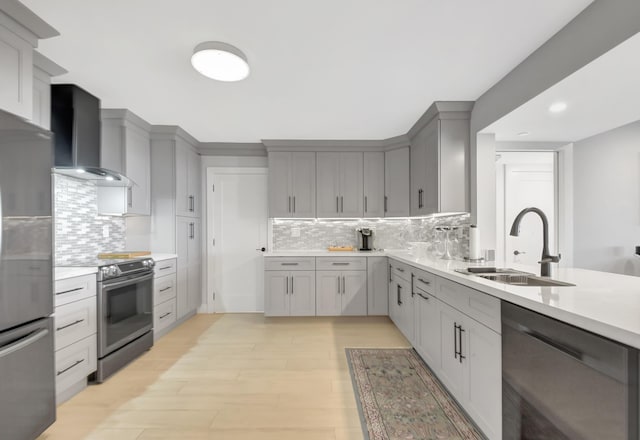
[470,0,640,250]
[573,120,640,275]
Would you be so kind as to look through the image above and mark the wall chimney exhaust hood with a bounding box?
[51,84,131,186]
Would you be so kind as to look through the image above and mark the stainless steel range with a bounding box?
[92,257,155,382]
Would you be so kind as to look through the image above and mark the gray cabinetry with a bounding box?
[268,152,316,218]
[367,257,388,315]
[316,152,363,218]
[409,102,472,215]
[264,270,316,316]
[384,147,410,217]
[316,268,366,316]
[363,152,385,218]
[176,217,201,319]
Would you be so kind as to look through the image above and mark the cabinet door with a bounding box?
[187,219,202,312]
[126,126,151,215]
[410,133,427,216]
[289,271,316,316]
[0,25,33,120]
[316,153,341,218]
[438,301,465,402]
[363,152,385,218]
[398,278,414,343]
[384,147,410,217]
[290,152,316,218]
[316,271,341,316]
[389,277,400,326]
[415,292,441,371]
[423,120,440,215]
[175,217,191,319]
[32,68,50,129]
[188,149,201,218]
[339,152,364,217]
[268,152,292,218]
[439,119,469,213]
[175,146,191,217]
[342,271,367,316]
[264,271,289,317]
[367,257,388,315]
[464,317,502,440]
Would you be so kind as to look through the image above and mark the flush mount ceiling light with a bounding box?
[191,41,250,82]
[549,101,568,113]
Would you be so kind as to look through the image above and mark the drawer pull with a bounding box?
[159,265,173,271]
[280,263,299,266]
[159,312,172,319]
[332,262,350,266]
[417,278,431,285]
[159,286,172,292]
[57,359,84,376]
[55,287,83,296]
[56,319,85,332]
[396,268,405,273]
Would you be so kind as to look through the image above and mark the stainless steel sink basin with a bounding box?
[476,273,575,287]
[454,268,575,287]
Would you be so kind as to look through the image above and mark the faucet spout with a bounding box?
[509,207,560,277]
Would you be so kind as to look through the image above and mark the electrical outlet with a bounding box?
[291,227,301,238]
[102,225,110,238]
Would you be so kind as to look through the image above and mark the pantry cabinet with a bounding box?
[268,152,316,218]
[384,147,410,217]
[316,152,363,218]
[176,217,201,319]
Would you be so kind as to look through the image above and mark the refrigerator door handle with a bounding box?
[0,328,49,359]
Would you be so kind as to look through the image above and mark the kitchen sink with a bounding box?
[455,268,575,287]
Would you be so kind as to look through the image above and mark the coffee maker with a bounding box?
[356,228,374,251]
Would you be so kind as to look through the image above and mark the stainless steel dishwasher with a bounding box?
[502,301,638,439]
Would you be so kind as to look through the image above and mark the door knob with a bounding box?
[256,247,266,252]
[514,250,526,256]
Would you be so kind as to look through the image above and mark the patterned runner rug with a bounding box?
[346,348,484,440]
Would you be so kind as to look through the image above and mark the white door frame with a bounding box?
[205,166,268,313]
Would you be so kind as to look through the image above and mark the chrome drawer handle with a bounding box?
[57,359,84,376]
[56,319,85,331]
[159,312,172,319]
[55,287,83,296]
[159,286,172,292]
[159,266,172,271]
[332,262,350,266]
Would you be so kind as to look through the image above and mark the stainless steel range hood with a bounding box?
[51,84,131,187]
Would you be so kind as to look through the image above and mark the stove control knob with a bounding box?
[108,265,119,277]
[101,267,110,278]
[143,259,153,267]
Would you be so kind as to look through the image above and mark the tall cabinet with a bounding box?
[150,126,202,321]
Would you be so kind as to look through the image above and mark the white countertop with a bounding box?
[150,253,178,262]
[263,250,387,257]
[55,267,98,281]
[266,249,640,349]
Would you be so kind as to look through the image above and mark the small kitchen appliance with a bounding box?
[356,228,374,251]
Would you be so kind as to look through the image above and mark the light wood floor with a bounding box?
[39,314,410,440]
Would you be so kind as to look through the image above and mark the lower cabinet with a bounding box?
[152,258,178,340]
[388,263,414,343]
[367,257,388,315]
[53,274,98,404]
[265,270,316,316]
[316,270,367,316]
[414,289,441,371]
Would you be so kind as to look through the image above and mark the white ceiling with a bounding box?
[24,0,592,143]
[484,31,640,142]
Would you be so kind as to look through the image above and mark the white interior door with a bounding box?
[208,168,268,312]
[497,152,556,266]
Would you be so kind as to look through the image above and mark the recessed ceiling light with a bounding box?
[549,102,568,113]
[191,41,250,82]
[517,131,530,137]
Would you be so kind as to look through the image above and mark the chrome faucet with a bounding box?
[509,207,560,277]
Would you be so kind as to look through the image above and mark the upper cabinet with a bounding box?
[316,152,363,218]
[100,109,152,215]
[32,52,66,130]
[409,102,473,216]
[363,152,385,218]
[0,2,58,120]
[268,152,316,218]
[176,144,201,218]
[384,147,410,217]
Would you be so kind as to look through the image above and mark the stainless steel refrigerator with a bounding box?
[0,109,56,439]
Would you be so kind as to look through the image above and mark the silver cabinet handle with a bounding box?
[290,276,294,294]
[337,277,341,294]
[364,196,367,213]
[159,265,172,271]
[159,312,172,319]
[281,263,299,266]
[336,196,339,213]
[397,284,402,305]
[332,262,350,266]
[55,287,83,296]
[189,195,195,212]
[0,329,48,359]
[340,196,343,213]
[342,276,345,294]
[56,319,85,332]
[57,359,84,376]
[285,276,289,294]
[189,222,195,239]
[159,286,172,293]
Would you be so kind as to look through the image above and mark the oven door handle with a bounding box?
[102,272,154,290]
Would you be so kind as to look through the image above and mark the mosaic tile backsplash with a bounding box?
[272,214,471,259]
[54,174,125,265]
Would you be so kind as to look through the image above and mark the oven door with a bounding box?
[98,272,153,358]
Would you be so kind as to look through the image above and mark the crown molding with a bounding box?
[199,142,266,157]
[263,135,410,153]
[33,51,66,76]
[149,125,199,147]
[407,101,474,140]
[102,108,152,132]
[0,1,58,41]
